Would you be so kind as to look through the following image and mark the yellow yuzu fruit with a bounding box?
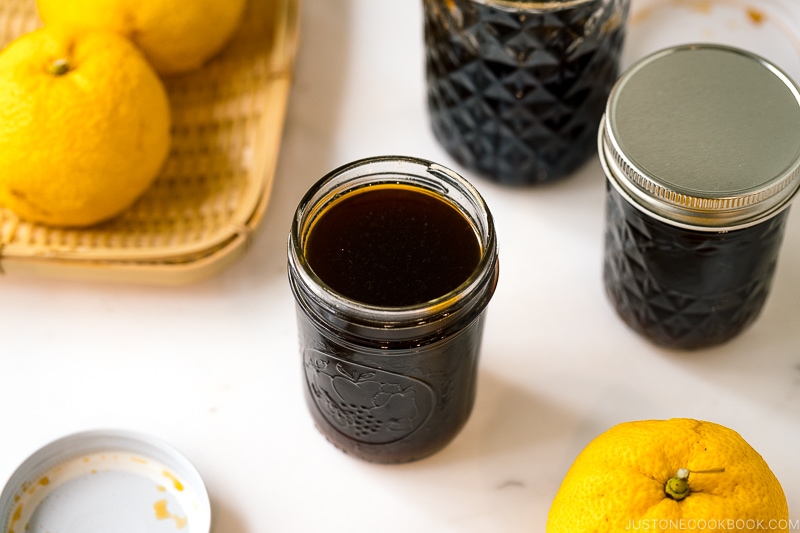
[547,418,788,532]
[36,0,247,75]
[0,27,171,227]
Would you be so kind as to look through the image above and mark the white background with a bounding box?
[2,0,799,531]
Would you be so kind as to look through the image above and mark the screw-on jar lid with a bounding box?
[0,430,211,533]
[600,44,800,230]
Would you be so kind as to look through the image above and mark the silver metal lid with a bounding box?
[0,430,211,533]
[600,44,800,230]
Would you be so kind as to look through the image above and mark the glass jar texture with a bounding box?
[603,184,789,350]
[423,0,631,185]
[287,156,499,463]
[600,44,800,350]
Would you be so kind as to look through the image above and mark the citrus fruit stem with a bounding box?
[665,468,691,500]
[665,467,726,501]
[48,58,70,76]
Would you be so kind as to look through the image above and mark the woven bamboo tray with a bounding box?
[0,0,299,284]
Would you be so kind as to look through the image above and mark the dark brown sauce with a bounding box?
[305,185,481,307]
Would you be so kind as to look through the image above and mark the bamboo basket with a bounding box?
[0,0,300,284]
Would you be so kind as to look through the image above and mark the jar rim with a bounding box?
[288,155,499,329]
[474,0,595,10]
[601,43,800,230]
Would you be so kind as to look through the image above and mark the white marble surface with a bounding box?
[2,0,799,531]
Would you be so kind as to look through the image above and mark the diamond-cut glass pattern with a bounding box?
[603,185,789,350]
[424,0,629,185]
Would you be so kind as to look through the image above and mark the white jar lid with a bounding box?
[0,430,211,533]
[600,44,800,230]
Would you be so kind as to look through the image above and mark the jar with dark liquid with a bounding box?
[600,44,800,350]
[424,0,630,185]
[287,156,499,463]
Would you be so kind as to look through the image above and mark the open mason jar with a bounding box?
[287,156,499,462]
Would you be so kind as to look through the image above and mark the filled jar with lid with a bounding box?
[599,44,800,350]
[424,0,631,185]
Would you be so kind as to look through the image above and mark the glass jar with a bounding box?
[600,44,800,350]
[424,0,631,185]
[287,156,499,463]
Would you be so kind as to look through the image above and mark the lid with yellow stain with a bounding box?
[0,430,210,533]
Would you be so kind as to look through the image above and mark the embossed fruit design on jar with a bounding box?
[305,354,434,443]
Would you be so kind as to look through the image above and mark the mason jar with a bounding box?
[424,0,631,185]
[600,44,800,350]
[287,156,499,463]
